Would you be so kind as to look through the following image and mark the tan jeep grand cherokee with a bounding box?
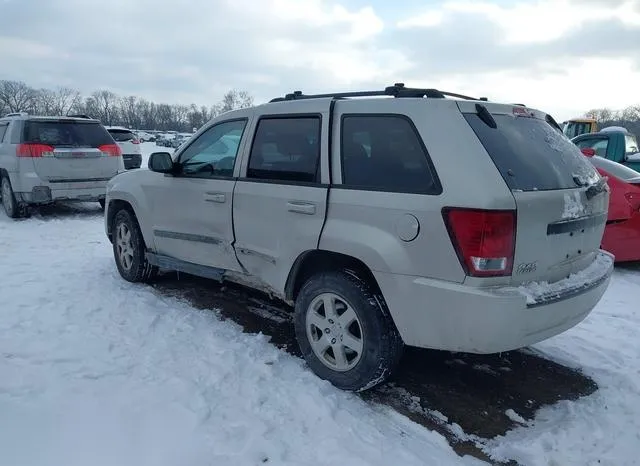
[105,84,613,391]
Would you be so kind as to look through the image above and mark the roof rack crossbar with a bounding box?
[269,83,488,103]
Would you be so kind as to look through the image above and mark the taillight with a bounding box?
[99,144,122,156]
[625,192,640,211]
[443,208,517,277]
[17,143,54,158]
[131,139,140,144]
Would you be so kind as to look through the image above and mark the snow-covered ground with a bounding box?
[0,143,638,466]
[0,207,481,466]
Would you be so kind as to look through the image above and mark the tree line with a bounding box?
[0,79,254,132]
[3,78,639,137]
[583,106,640,138]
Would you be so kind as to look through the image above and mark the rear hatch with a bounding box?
[19,119,122,182]
[107,128,141,155]
[458,102,608,285]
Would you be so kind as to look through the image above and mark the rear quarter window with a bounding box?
[464,112,600,192]
[23,121,114,147]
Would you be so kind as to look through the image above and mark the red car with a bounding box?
[581,148,640,262]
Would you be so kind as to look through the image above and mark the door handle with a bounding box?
[205,193,226,203]
[287,201,316,215]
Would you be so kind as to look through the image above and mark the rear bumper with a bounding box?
[374,251,614,353]
[123,154,142,169]
[15,180,109,204]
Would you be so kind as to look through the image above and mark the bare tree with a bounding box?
[0,80,38,113]
[120,96,140,129]
[584,108,616,122]
[213,89,254,116]
[51,87,82,115]
[89,90,119,125]
[36,88,57,115]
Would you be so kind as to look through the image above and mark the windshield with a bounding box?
[563,121,594,139]
[464,113,600,192]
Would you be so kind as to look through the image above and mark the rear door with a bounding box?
[232,108,329,294]
[459,102,608,285]
[21,119,121,181]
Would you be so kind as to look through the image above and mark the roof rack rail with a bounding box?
[67,113,92,119]
[4,112,28,118]
[269,83,488,103]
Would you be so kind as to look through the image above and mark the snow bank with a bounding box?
[0,211,476,466]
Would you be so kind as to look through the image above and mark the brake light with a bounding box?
[17,143,54,158]
[443,208,516,277]
[131,139,140,144]
[98,144,122,156]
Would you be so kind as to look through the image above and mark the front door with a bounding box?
[232,111,329,294]
[147,118,251,272]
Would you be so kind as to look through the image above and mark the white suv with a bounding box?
[105,127,142,169]
[0,114,124,217]
[105,84,613,391]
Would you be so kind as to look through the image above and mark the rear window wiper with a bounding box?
[475,103,497,129]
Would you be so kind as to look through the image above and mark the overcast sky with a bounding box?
[0,0,639,121]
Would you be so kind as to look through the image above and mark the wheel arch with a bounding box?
[285,249,382,302]
[106,197,152,249]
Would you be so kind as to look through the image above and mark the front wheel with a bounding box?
[294,270,404,391]
[111,208,158,283]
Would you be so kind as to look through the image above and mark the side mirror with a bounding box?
[148,152,175,173]
[580,148,596,157]
[626,152,640,162]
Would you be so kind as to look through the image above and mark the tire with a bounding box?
[98,199,105,209]
[111,208,158,283]
[294,270,404,392]
[1,176,20,219]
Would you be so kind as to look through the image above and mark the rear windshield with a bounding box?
[107,129,136,142]
[23,120,114,147]
[464,112,600,192]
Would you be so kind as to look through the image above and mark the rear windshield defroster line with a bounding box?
[463,112,600,192]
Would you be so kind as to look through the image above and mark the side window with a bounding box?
[625,135,639,155]
[340,115,440,194]
[247,116,321,183]
[0,124,8,142]
[178,119,247,178]
[576,138,609,157]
